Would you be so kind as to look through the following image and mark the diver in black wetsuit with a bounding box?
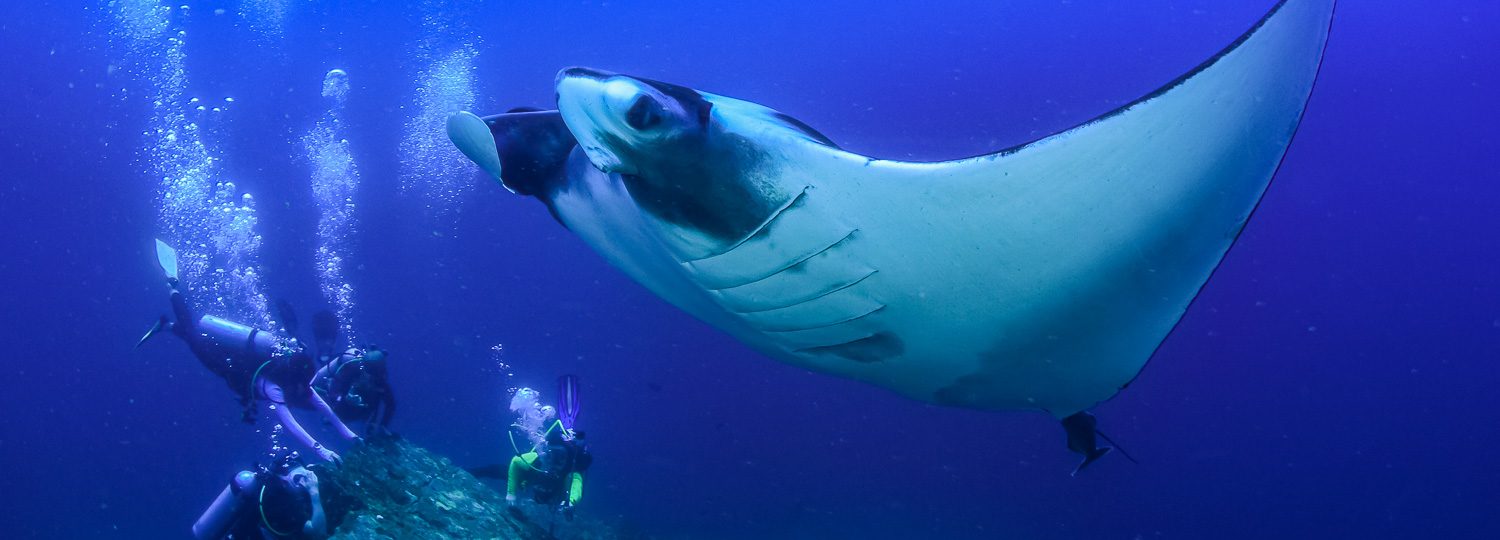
[470,375,589,520]
[312,346,397,433]
[192,454,330,540]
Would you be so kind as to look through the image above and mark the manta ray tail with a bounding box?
[1094,428,1139,465]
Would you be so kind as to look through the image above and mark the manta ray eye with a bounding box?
[625,94,663,131]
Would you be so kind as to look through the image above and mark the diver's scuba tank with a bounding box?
[192,470,262,540]
[197,314,279,363]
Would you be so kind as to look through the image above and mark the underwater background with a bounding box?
[1,0,1496,538]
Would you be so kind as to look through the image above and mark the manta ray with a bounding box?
[450,0,1335,469]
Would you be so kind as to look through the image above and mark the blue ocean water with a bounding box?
[1,0,1496,538]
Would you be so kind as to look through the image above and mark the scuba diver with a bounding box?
[506,420,590,519]
[191,452,330,540]
[311,345,397,433]
[138,239,357,461]
[472,375,591,520]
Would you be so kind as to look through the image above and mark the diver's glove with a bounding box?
[313,444,341,464]
[505,493,517,506]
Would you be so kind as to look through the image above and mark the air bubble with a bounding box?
[306,69,362,347]
[399,45,478,216]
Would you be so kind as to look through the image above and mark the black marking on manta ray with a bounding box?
[636,76,714,127]
[485,111,577,197]
[685,188,809,263]
[700,228,861,291]
[769,112,838,148]
[727,268,880,315]
[619,129,780,243]
[794,331,904,364]
[756,304,886,334]
[945,0,1293,162]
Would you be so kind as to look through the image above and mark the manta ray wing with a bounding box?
[659,0,1335,415]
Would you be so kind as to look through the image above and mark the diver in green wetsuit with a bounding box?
[505,421,590,514]
[471,376,591,519]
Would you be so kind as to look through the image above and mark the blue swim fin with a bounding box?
[154,239,179,282]
[558,374,580,431]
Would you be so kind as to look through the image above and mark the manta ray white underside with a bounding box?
[450,0,1336,418]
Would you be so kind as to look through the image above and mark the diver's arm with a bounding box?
[371,360,396,426]
[310,362,334,394]
[377,384,396,427]
[303,478,329,539]
[326,359,353,399]
[306,379,359,441]
[267,388,340,462]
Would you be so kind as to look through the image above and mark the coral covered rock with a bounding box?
[315,437,548,539]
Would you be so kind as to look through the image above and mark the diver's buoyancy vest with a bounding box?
[541,442,591,479]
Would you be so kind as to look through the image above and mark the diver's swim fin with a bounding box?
[1071,447,1112,477]
[558,374,580,431]
[135,316,170,349]
[312,310,339,360]
[275,299,300,335]
[275,299,313,352]
[154,239,179,282]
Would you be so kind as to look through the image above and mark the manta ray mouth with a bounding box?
[555,67,631,174]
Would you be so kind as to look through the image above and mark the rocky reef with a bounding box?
[313,437,627,540]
